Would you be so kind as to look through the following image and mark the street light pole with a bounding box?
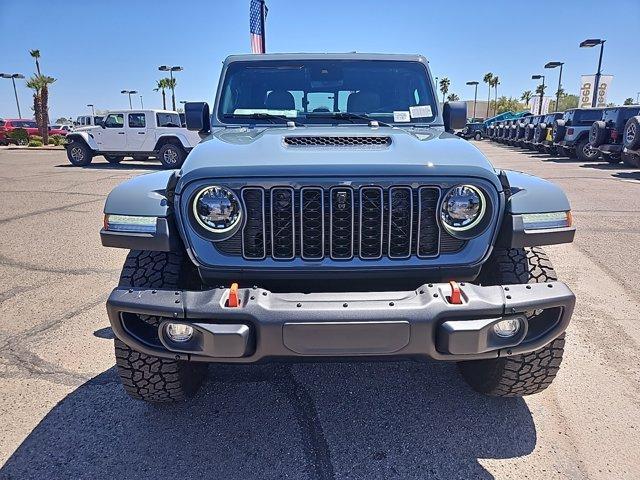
[121,90,138,109]
[1,73,25,118]
[580,39,606,107]
[87,104,95,116]
[466,81,479,121]
[140,95,144,108]
[545,62,564,112]
[532,75,545,115]
[159,65,183,111]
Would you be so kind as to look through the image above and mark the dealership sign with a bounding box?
[580,75,614,108]
[530,96,552,115]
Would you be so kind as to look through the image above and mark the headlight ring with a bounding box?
[192,185,243,235]
[440,184,487,236]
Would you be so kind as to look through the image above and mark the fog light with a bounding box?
[166,323,194,342]
[493,319,521,338]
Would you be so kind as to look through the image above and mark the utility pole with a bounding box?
[466,81,479,121]
[1,73,25,117]
[580,39,606,107]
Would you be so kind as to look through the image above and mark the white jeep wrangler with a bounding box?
[65,109,200,169]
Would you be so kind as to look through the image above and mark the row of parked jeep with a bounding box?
[485,105,640,167]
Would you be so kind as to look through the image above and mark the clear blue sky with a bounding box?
[1,0,639,120]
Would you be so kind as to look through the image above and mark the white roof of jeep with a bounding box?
[103,109,179,114]
[223,52,428,64]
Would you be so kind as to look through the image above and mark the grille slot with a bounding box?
[417,187,441,257]
[235,184,465,261]
[329,187,354,259]
[241,188,266,259]
[388,187,413,259]
[359,187,384,259]
[284,136,391,147]
[300,188,324,260]
[270,188,295,259]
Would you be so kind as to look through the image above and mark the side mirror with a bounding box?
[185,102,211,133]
[443,101,467,132]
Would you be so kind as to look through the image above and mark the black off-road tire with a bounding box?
[66,140,93,166]
[474,131,482,141]
[589,120,608,147]
[458,247,566,397]
[105,155,124,164]
[622,152,640,168]
[114,250,207,403]
[575,136,599,162]
[158,143,186,169]
[623,117,640,150]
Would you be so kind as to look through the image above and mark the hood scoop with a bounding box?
[284,136,392,148]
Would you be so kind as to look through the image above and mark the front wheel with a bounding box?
[158,143,185,169]
[114,250,207,403]
[458,247,566,397]
[474,132,482,141]
[66,141,93,166]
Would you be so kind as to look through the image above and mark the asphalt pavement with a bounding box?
[0,144,639,480]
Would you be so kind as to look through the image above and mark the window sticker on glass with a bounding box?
[393,111,411,123]
[409,105,433,118]
[234,109,298,118]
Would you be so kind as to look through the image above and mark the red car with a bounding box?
[48,125,71,136]
[0,119,40,145]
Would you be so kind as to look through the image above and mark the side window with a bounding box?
[104,114,124,128]
[128,113,146,128]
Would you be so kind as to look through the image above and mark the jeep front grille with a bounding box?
[235,185,460,261]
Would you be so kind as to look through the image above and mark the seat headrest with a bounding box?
[265,90,295,110]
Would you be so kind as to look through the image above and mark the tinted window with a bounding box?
[156,113,181,127]
[218,59,438,125]
[14,121,37,128]
[104,114,124,128]
[574,109,602,124]
[128,113,146,128]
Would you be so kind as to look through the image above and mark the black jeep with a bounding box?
[523,115,544,150]
[589,106,640,164]
[514,115,533,148]
[552,108,603,161]
[458,122,485,141]
[533,112,564,154]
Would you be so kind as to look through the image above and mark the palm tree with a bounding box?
[521,90,532,106]
[483,72,493,118]
[439,77,450,104]
[30,49,41,75]
[447,93,460,101]
[165,77,177,110]
[154,79,169,109]
[491,76,500,116]
[27,74,55,144]
[535,83,547,96]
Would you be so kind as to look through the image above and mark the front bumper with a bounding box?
[107,281,575,363]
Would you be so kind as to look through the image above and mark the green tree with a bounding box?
[535,83,547,96]
[446,93,459,101]
[490,76,500,116]
[520,90,532,106]
[27,50,54,144]
[154,78,169,109]
[623,97,634,105]
[490,96,526,115]
[483,72,493,118]
[439,77,450,104]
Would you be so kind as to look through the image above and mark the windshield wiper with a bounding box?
[306,112,393,128]
[223,113,303,127]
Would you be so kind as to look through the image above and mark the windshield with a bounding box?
[13,121,37,128]
[217,59,438,125]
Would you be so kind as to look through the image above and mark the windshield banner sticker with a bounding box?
[393,111,411,122]
[409,105,432,118]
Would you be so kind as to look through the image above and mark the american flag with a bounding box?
[250,0,267,54]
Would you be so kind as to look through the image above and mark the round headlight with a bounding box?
[440,185,486,232]
[193,186,242,233]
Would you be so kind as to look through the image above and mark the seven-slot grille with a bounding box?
[240,185,446,261]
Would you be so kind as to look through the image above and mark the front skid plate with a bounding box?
[107,282,575,363]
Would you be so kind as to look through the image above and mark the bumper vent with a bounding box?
[284,136,391,147]
[231,185,462,261]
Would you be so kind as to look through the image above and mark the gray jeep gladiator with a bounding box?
[101,53,576,403]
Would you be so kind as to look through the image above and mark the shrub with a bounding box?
[30,135,43,143]
[7,128,29,145]
[28,140,43,147]
[50,134,64,146]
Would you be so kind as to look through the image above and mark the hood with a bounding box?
[179,125,498,186]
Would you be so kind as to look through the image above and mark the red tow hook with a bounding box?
[227,282,240,308]
[447,281,462,305]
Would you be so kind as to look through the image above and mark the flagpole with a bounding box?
[261,0,267,53]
